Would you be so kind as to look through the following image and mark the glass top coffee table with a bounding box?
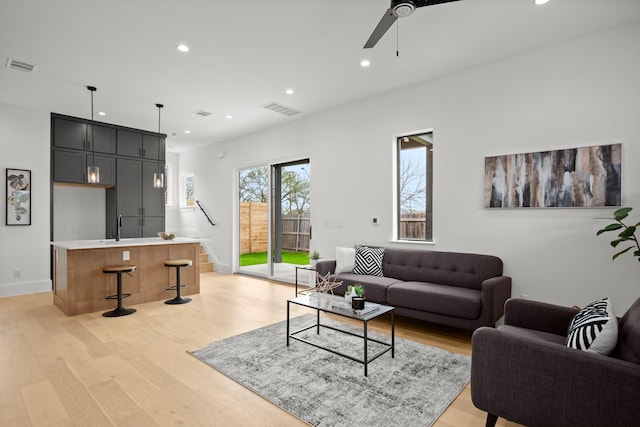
[286,293,395,376]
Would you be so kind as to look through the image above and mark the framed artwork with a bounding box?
[484,144,621,208]
[183,173,195,208]
[6,168,31,225]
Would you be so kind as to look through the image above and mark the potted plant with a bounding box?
[345,284,365,303]
[596,207,640,262]
[309,250,320,267]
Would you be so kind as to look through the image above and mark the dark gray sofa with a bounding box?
[315,247,512,330]
[471,297,640,426]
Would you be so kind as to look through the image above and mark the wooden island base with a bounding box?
[52,240,200,316]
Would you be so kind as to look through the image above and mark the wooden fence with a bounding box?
[239,203,311,255]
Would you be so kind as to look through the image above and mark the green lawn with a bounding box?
[239,251,311,267]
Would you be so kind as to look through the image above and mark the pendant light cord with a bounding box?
[156,104,163,175]
[91,88,95,166]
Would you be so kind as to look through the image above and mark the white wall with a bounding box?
[175,22,640,314]
[53,185,106,240]
[0,102,52,296]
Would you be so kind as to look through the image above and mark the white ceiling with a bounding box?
[2,0,640,153]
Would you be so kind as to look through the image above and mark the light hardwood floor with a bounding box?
[0,272,521,426]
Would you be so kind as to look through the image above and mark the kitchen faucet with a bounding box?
[116,214,122,241]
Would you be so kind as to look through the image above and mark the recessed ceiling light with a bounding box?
[533,0,549,5]
[225,115,233,119]
[184,130,191,134]
[360,59,371,68]
[98,111,106,116]
[286,88,294,95]
[177,44,190,52]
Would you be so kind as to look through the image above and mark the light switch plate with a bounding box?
[123,250,130,261]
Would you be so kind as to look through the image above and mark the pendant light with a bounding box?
[87,85,100,184]
[153,103,164,188]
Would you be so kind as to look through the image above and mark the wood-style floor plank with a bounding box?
[0,272,522,426]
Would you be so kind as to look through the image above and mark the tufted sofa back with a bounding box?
[382,248,504,290]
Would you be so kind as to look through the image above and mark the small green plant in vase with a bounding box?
[309,250,320,266]
[596,207,640,262]
[345,284,365,302]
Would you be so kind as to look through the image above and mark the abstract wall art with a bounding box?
[6,168,31,225]
[484,144,621,208]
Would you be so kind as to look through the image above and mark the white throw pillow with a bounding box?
[566,297,618,356]
[335,247,356,274]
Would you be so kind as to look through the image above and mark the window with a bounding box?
[165,163,173,206]
[397,131,433,241]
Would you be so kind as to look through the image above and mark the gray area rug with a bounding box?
[190,314,470,427]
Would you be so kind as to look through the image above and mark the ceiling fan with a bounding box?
[363,0,462,49]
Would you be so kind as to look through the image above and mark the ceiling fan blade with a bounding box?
[414,0,461,7]
[363,8,398,49]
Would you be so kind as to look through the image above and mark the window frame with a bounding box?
[394,130,434,243]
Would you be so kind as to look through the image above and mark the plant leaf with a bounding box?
[614,207,632,221]
[612,246,633,260]
[597,223,623,235]
[619,226,636,238]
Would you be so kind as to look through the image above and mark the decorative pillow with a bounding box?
[566,297,618,355]
[335,247,356,274]
[352,245,385,277]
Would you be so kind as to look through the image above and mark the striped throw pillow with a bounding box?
[352,245,385,277]
[566,297,618,355]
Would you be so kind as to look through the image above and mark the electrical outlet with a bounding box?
[14,269,23,278]
[72,225,79,233]
[123,251,130,261]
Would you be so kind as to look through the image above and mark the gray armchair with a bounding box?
[471,297,640,427]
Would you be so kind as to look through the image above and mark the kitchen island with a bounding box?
[51,237,202,316]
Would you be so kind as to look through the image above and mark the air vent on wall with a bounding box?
[261,101,300,117]
[191,109,212,117]
[6,57,36,73]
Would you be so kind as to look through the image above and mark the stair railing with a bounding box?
[195,200,215,227]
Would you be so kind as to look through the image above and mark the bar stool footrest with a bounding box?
[106,293,131,300]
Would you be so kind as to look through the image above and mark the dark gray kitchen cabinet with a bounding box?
[142,134,165,160]
[116,158,142,216]
[53,118,86,150]
[91,126,116,154]
[117,129,143,157]
[143,161,165,216]
[113,158,165,238]
[53,117,116,154]
[53,150,116,185]
[53,149,86,183]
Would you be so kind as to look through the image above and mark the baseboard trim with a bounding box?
[0,280,52,298]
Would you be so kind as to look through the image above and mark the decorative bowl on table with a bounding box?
[158,232,176,240]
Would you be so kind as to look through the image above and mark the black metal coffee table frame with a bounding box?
[287,295,394,376]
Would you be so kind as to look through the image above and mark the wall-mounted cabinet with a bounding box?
[53,117,116,154]
[53,150,116,186]
[51,113,166,240]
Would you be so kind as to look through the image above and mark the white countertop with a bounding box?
[51,237,204,250]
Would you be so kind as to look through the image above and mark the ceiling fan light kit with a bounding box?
[364,0,461,49]
[392,1,416,17]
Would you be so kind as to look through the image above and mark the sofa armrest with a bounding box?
[315,260,336,278]
[480,276,512,325]
[504,298,578,336]
[471,326,640,426]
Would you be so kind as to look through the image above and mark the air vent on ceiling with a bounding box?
[6,57,36,73]
[261,101,300,117]
[191,109,212,117]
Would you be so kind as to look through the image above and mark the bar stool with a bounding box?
[164,259,192,304]
[103,265,137,317]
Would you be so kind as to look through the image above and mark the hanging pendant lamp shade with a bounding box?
[153,103,165,188]
[87,86,100,184]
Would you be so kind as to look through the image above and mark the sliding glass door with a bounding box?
[238,159,311,283]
